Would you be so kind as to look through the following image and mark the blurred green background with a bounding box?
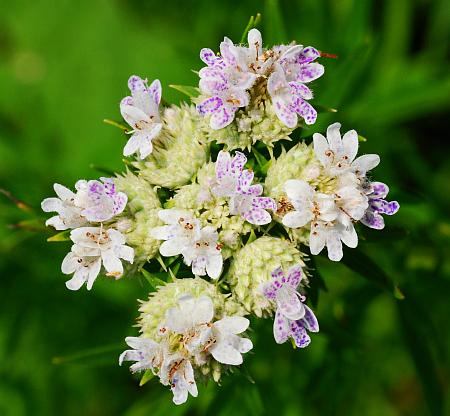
[1,0,449,415]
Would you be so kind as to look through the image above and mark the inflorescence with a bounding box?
[42,28,399,404]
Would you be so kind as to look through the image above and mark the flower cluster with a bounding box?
[41,27,399,405]
[42,178,134,289]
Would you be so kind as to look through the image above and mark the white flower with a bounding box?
[73,178,127,222]
[209,316,253,365]
[62,227,134,290]
[120,75,163,159]
[119,336,164,373]
[159,354,198,405]
[41,184,88,230]
[163,295,252,366]
[262,265,319,348]
[281,179,361,261]
[313,122,380,177]
[281,179,337,228]
[151,209,223,279]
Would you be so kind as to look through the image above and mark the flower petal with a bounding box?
[197,96,223,115]
[210,105,235,129]
[192,296,214,325]
[206,253,223,279]
[292,98,317,125]
[290,321,311,348]
[148,79,161,105]
[214,316,249,335]
[282,210,311,228]
[325,231,343,261]
[352,154,380,175]
[297,46,320,64]
[159,238,185,257]
[273,309,290,344]
[102,250,123,277]
[342,129,359,162]
[297,62,324,82]
[302,304,319,332]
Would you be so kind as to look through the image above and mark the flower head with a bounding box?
[121,75,163,159]
[263,265,319,348]
[121,293,251,405]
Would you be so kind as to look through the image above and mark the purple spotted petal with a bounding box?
[371,199,400,215]
[296,62,324,83]
[286,265,302,288]
[301,305,319,332]
[361,210,385,230]
[128,75,146,93]
[273,309,290,344]
[113,193,128,215]
[296,47,320,64]
[199,77,228,94]
[215,151,231,180]
[291,97,317,125]
[236,169,254,193]
[289,81,313,100]
[243,184,263,196]
[121,96,133,107]
[197,96,223,115]
[220,38,237,67]
[148,79,161,105]
[263,267,285,299]
[290,321,311,348]
[200,48,225,68]
[253,197,277,211]
[371,182,389,199]
[230,152,247,175]
[210,104,236,130]
[241,205,272,225]
[273,98,298,128]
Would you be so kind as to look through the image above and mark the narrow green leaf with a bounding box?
[169,84,199,98]
[156,255,167,271]
[103,118,129,132]
[139,369,155,386]
[246,229,257,244]
[252,147,268,168]
[141,269,166,290]
[47,230,71,242]
[52,343,122,365]
[240,13,262,44]
[339,248,404,299]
